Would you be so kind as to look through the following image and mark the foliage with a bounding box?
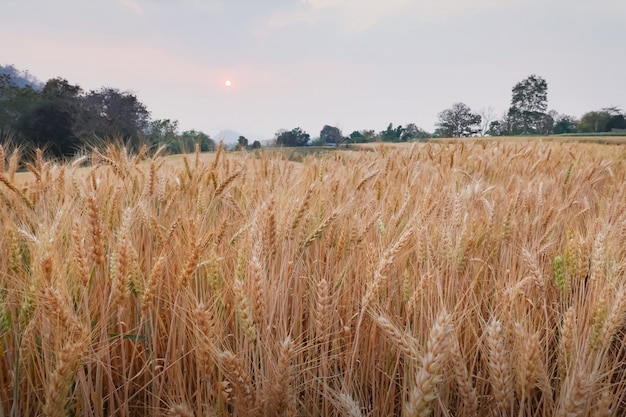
[79,87,151,149]
[180,129,216,152]
[320,125,343,144]
[402,123,431,141]
[275,127,310,147]
[553,114,579,134]
[379,123,405,142]
[350,129,378,143]
[436,102,481,137]
[508,74,548,134]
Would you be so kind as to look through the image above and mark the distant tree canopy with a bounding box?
[275,127,310,147]
[320,125,342,144]
[0,67,214,158]
[436,103,481,137]
[2,65,625,154]
[578,107,626,133]
[506,74,549,135]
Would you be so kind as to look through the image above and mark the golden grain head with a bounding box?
[1,140,625,416]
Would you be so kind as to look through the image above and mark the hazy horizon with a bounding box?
[2,0,625,140]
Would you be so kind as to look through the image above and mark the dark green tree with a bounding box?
[181,130,215,152]
[320,125,342,144]
[349,129,377,143]
[508,74,548,134]
[578,111,611,133]
[236,135,249,150]
[79,87,151,149]
[552,114,578,134]
[13,78,83,156]
[436,103,481,137]
[275,127,310,147]
[380,123,405,142]
[0,74,41,139]
[16,99,78,156]
[605,107,626,131]
[401,123,431,141]
[607,114,626,131]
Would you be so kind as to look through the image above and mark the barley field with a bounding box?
[1,140,625,416]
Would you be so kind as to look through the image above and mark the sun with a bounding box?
[224,80,232,87]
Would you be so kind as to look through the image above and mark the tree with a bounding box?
[42,77,82,100]
[552,114,578,134]
[486,120,504,136]
[146,119,180,152]
[401,123,431,141]
[604,106,626,131]
[16,99,78,156]
[380,123,405,142]
[236,135,249,150]
[0,74,41,133]
[578,111,611,133]
[607,114,626,131]
[180,130,215,152]
[508,74,548,134]
[320,125,342,144]
[350,129,377,143]
[13,78,83,156]
[275,127,310,147]
[250,140,262,150]
[436,103,481,137]
[79,87,151,149]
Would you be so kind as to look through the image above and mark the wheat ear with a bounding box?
[485,318,513,414]
[42,340,86,417]
[404,311,453,417]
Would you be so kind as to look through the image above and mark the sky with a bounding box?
[2,0,625,141]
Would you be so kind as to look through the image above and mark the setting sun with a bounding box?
[225,80,232,87]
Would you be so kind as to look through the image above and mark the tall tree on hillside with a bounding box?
[508,74,548,134]
[436,103,481,137]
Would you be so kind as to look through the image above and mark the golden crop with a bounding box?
[0,140,625,416]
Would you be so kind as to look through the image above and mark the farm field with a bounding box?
[1,140,626,416]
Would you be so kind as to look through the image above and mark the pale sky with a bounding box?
[2,0,625,140]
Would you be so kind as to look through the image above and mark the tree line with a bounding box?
[276,74,625,146]
[2,65,624,157]
[434,74,626,138]
[0,65,215,158]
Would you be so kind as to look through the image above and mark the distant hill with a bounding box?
[0,64,44,90]
[213,129,243,145]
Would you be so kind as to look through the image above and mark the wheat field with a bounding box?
[0,140,625,416]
